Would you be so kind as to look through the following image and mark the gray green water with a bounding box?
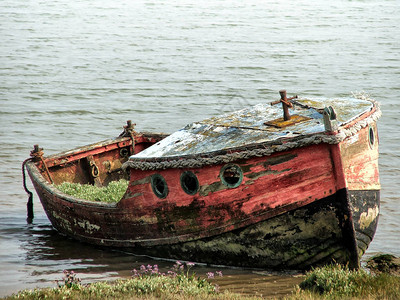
[1,0,399,297]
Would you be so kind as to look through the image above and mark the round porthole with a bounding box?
[120,148,130,158]
[180,171,199,195]
[369,126,375,148]
[220,164,243,188]
[151,174,168,199]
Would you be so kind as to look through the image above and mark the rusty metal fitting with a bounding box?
[270,90,298,121]
[30,145,44,160]
[124,120,136,132]
[279,90,295,108]
[30,145,53,183]
[120,120,137,137]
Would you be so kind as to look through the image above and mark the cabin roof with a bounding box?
[131,97,372,159]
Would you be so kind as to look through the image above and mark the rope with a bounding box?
[22,158,34,223]
[122,99,381,171]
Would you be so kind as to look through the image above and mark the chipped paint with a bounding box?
[52,211,72,232]
[245,168,290,181]
[75,219,101,234]
[340,124,380,191]
[359,206,379,230]
[139,191,359,269]
[264,153,298,167]
[199,181,227,197]
[346,134,360,145]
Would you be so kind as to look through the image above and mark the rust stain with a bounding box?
[264,115,312,128]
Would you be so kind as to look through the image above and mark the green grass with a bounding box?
[55,179,129,203]
[4,264,258,300]
[6,277,221,300]
[3,263,400,300]
[287,264,400,300]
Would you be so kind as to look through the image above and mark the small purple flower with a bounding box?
[216,271,223,277]
[167,270,177,277]
[173,261,183,272]
[187,262,195,267]
[152,265,159,274]
[206,272,215,279]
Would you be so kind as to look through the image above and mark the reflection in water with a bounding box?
[0,212,301,297]
[0,214,123,295]
[20,217,158,278]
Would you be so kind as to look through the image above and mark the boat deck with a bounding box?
[131,97,372,158]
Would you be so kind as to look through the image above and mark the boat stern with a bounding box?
[340,119,380,257]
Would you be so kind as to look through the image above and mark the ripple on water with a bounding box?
[0,0,399,297]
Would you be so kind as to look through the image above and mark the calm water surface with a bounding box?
[1,0,399,297]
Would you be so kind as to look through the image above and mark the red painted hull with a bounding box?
[25,103,380,270]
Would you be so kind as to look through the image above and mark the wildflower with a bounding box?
[167,270,177,277]
[59,270,81,288]
[207,272,215,279]
[216,271,223,277]
[131,269,139,277]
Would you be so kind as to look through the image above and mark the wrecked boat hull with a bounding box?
[133,188,360,270]
[24,95,381,270]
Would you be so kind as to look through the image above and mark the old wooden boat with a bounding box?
[24,91,381,270]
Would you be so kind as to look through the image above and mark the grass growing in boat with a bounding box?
[55,179,129,203]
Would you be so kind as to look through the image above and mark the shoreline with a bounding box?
[3,254,399,300]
